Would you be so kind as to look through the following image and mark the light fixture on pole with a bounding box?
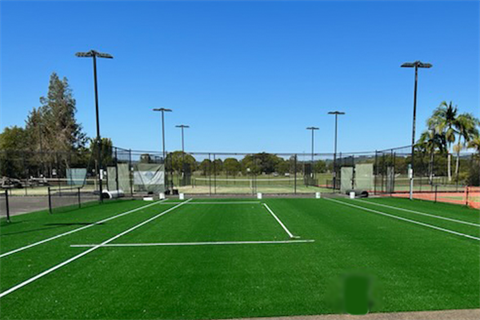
[401,61,432,200]
[175,125,190,153]
[76,50,113,203]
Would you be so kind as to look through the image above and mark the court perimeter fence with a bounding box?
[0,145,479,217]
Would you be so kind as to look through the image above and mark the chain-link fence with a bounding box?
[1,145,479,212]
[374,146,479,208]
[162,151,338,195]
[0,149,98,196]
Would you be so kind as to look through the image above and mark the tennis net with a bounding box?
[48,187,97,213]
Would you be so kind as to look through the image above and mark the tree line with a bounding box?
[0,73,113,178]
[154,151,331,177]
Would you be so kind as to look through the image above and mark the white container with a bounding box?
[315,192,321,199]
[159,192,166,200]
[179,193,185,200]
[257,193,262,199]
[349,191,355,199]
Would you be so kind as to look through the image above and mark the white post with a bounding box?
[409,166,414,200]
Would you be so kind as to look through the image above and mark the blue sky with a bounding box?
[1,0,479,154]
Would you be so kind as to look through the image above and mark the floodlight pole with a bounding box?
[401,61,432,200]
[153,108,172,160]
[92,55,103,202]
[328,111,345,190]
[76,50,113,203]
[306,127,319,173]
[176,125,189,154]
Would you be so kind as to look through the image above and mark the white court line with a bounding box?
[0,199,172,259]
[326,198,480,241]
[263,203,295,238]
[70,239,315,247]
[0,199,191,299]
[358,199,480,227]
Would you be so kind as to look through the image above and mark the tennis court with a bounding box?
[0,196,479,319]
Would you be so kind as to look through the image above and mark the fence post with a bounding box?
[56,152,62,196]
[78,187,81,208]
[129,149,133,197]
[5,190,10,223]
[115,147,119,192]
[381,153,386,193]
[208,153,212,196]
[465,186,469,207]
[48,187,52,214]
[253,154,257,195]
[213,154,217,194]
[23,151,27,196]
[434,184,438,203]
[294,154,297,194]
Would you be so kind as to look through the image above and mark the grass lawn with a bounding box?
[0,197,479,319]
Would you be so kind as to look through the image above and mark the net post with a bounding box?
[48,187,52,214]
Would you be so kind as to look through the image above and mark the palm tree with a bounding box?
[417,127,446,184]
[453,113,479,181]
[429,101,458,181]
[468,135,480,154]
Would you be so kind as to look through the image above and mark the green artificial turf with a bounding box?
[0,197,479,319]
